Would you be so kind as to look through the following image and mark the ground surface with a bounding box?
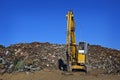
[0,69,120,80]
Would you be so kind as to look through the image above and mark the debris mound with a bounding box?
[0,42,66,74]
[88,45,120,74]
[0,42,120,74]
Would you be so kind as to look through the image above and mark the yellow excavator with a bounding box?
[66,11,88,72]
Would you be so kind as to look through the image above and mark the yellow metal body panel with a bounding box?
[72,65,86,70]
[78,53,85,64]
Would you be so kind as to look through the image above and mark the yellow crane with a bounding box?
[66,11,88,72]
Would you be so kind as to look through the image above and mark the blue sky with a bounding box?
[0,0,120,49]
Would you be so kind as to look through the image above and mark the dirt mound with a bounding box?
[0,42,120,74]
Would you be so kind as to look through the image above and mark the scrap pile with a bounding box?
[0,42,66,74]
[0,42,120,74]
[88,45,120,74]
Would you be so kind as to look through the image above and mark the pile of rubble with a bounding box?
[0,42,120,74]
[0,42,66,74]
[88,45,120,74]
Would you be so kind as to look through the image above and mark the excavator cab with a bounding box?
[78,42,87,62]
[71,42,88,71]
[72,42,87,72]
[75,42,88,71]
